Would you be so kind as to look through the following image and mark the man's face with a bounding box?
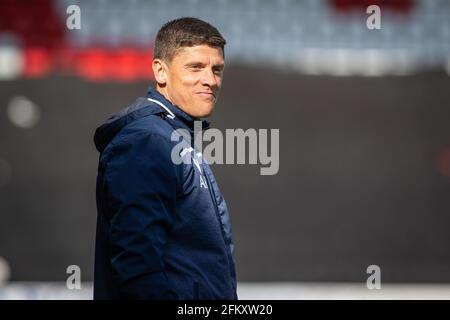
[154,45,225,118]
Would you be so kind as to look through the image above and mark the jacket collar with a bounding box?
[147,86,210,132]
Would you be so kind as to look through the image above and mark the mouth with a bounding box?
[195,91,216,100]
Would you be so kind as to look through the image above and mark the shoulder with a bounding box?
[103,115,183,183]
[118,114,173,144]
[103,114,176,158]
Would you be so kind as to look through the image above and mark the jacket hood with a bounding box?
[93,96,164,153]
[94,86,210,153]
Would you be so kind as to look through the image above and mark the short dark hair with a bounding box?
[154,17,226,62]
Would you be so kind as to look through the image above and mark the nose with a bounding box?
[201,68,218,88]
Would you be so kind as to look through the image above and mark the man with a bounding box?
[93,17,237,300]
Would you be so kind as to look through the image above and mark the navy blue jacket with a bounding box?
[93,87,237,300]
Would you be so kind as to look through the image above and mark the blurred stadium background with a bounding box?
[1,0,450,299]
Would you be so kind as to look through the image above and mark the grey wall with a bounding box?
[1,67,450,282]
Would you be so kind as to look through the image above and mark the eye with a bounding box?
[189,64,202,71]
[213,67,223,75]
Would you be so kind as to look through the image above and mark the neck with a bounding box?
[154,85,201,121]
[155,85,172,105]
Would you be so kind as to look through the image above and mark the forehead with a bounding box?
[171,45,224,64]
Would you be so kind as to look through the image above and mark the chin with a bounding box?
[196,104,215,118]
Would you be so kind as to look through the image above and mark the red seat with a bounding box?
[23,46,53,78]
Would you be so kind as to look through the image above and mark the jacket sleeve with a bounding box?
[104,131,181,299]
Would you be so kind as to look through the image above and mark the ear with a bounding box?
[152,59,168,85]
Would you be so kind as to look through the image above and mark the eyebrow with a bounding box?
[213,63,225,70]
[185,61,225,69]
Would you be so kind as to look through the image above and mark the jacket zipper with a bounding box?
[202,163,236,291]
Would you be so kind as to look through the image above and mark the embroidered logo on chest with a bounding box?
[181,147,208,189]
